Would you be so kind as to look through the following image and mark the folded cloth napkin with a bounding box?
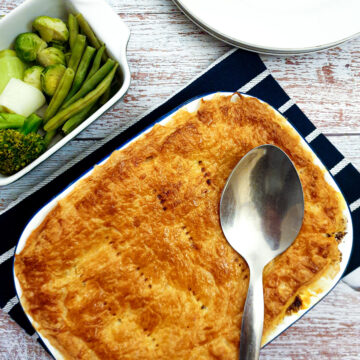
[0,48,359,344]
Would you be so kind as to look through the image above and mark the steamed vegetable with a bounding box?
[62,58,115,109]
[0,113,26,129]
[62,102,95,134]
[64,52,71,66]
[23,66,44,90]
[0,54,25,93]
[76,13,107,62]
[15,33,47,62]
[0,114,46,175]
[86,45,105,81]
[45,63,118,132]
[21,113,43,135]
[66,45,95,101]
[0,11,121,175]
[49,40,67,52]
[43,130,56,146]
[99,86,111,106]
[37,47,65,67]
[0,78,46,116]
[68,34,86,71]
[41,64,66,96]
[0,49,17,58]
[33,16,69,42]
[68,14,79,50]
[44,67,75,121]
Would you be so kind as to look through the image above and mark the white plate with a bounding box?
[173,0,360,55]
[14,92,353,358]
[0,0,131,186]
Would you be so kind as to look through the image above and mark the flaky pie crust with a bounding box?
[15,94,346,360]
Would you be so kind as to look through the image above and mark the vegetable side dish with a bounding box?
[0,14,119,176]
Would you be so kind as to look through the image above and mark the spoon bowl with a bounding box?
[220,144,304,359]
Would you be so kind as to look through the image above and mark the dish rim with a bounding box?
[0,0,131,186]
[172,0,360,55]
[13,92,354,359]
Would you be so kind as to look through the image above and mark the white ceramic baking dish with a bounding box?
[0,0,131,186]
[14,93,353,358]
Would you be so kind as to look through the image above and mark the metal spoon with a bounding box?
[219,144,304,360]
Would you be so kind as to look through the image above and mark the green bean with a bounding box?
[85,45,105,81]
[61,58,115,109]
[65,46,95,102]
[68,34,86,72]
[44,130,57,147]
[44,68,75,122]
[65,52,71,66]
[68,14,79,50]
[99,86,111,106]
[76,13,107,62]
[62,102,96,134]
[44,63,118,132]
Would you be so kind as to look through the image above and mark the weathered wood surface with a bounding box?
[0,0,360,359]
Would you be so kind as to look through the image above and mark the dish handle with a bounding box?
[343,268,360,291]
[342,229,360,291]
[65,0,131,63]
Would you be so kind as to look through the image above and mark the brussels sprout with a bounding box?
[15,32,47,62]
[33,16,69,43]
[0,49,17,58]
[23,66,44,90]
[37,47,65,67]
[41,64,66,96]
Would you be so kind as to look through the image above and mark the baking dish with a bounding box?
[0,0,131,186]
[13,92,353,358]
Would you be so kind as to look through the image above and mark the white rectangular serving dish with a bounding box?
[0,0,131,186]
[14,92,353,358]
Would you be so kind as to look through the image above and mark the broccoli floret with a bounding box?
[0,129,46,175]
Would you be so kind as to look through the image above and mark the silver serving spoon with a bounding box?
[220,144,304,360]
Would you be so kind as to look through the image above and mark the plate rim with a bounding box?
[12,91,354,358]
[172,0,360,55]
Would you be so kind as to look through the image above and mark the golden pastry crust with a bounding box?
[15,94,346,360]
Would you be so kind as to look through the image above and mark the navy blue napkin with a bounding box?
[0,49,359,344]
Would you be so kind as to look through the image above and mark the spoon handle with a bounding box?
[239,266,264,360]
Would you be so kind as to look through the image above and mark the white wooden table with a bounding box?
[1,1,360,359]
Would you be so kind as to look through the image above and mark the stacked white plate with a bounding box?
[173,0,360,55]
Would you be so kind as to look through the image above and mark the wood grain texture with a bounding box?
[0,311,50,360]
[0,0,360,359]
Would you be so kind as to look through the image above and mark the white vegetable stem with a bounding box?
[0,78,46,117]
